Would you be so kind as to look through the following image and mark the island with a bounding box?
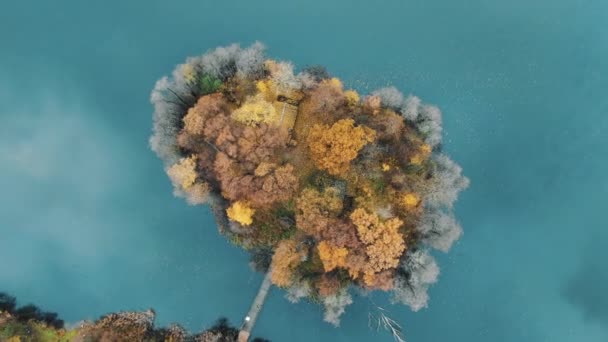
[150,42,468,341]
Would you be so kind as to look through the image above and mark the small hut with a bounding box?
[273,89,304,133]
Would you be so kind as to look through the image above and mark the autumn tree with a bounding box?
[167,155,198,190]
[214,153,298,207]
[226,201,255,226]
[166,155,211,205]
[232,95,279,126]
[270,239,304,287]
[317,274,341,297]
[362,269,395,291]
[391,249,439,311]
[317,241,349,272]
[307,119,376,175]
[350,208,406,284]
[322,289,353,327]
[410,144,432,165]
[307,78,348,113]
[295,187,343,237]
[182,93,227,135]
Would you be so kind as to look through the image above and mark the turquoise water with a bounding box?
[1,0,607,341]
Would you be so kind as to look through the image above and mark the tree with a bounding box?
[232,95,279,126]
[235,41,266,78]
[409,143,432,165]
[307,78,348,114]
[150,76,188,166]
[167,155,198,190]
[166,155,211,205]
[285,281,311,304]
[307,119,376,175]
[401,192,421,209]
[364,95,383,116]
[301,65,331,82]
[362,270,395,291]
[182,93,227,135]
[150,42,266,166]
[317,241,349,272]
[322,289,353,327]
[417,209,462,252]
[226,201,255,226]
[401,95,421,121]
[320,221,361,250]
[270,239,304,287]
[368,109,404,141]
[317,274,341,296]
[344,90,360,106]
[295,187,343,237]
[214,153,298,207]
[350,208,406,276]
[415,104,443,147]
[391,249,439,311]
[264,60,301,92]
[372,86,404,110]
[425,154,470,208]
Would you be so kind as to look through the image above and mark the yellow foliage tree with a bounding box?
[307,119,376,175]
[181,63,197,84]
[226,201,255,226]
[270,239,304,287]
[167,155,198,190]
[183,105,205,135]
[256,79,277,102]
[326,77,343,89]
[232,95,279,126]
[410,143,432,165]
[350,208,406,274]
[402,193,421,208]
[317,241,349,272]
[344,90,360,106]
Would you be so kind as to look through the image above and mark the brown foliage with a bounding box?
[350,208,406,273]
[182,93,228,135]
[362,270,395,291]
[295,187,343,237]
[214,152,298,207]
[344,249,368,279]
[77,311,155,342]
[364,95,382,115]
[368,110,405,141]
[319,220,361,250]
[307,78,348,115]
[270,239,304,287]
[317,274,341,297]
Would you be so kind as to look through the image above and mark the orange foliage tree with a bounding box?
[317,241,349,272]
[307,119,376,176]
[350,208,406,281]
